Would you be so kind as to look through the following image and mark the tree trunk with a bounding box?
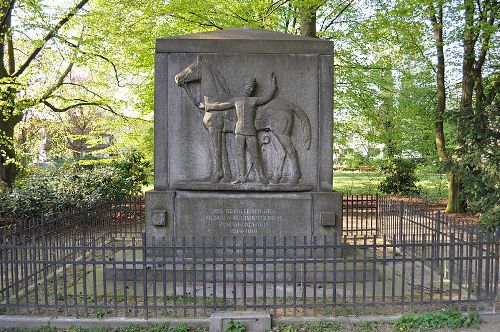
[446,172,464,213]
[0,120,17,186]
[299,4,317,37]
[429,1,462,213]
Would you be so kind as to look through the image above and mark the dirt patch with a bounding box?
[384,195,480,226]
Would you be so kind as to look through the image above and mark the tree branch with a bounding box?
[61,38,124,87]
[42,100,99,113]
[40,62,73,100]
[322,0,354,32]
[12,0,89,77]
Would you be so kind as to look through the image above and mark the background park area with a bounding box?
[0,0,498,328]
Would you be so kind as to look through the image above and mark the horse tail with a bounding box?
[290,103,311,150]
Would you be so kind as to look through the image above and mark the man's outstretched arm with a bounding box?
[199,96,235,111]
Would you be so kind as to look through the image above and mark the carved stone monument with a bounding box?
[146,27,341,242]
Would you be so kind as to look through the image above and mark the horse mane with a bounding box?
[203,60,231,98]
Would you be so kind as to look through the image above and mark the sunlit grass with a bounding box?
[333,171,447,198]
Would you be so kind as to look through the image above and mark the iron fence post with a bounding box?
[399,201,404,243]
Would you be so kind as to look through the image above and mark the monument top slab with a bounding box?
[156,27,333,54]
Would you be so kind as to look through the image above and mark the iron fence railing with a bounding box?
[0,195,498,318]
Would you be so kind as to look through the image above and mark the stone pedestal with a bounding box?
[146,190,341,241]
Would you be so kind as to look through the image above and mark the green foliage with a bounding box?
[393,310,481,331]
[194,326,209,332]
[378,158,420,196]
[225,320,246,332]
[68,327,110,332]
[0,150,150,219]
[300,321,342,332]
[480,205,500,231]
[354,321,379,332]
[452,76,500,218]
[116,325,144,332]
[168,324,190,332]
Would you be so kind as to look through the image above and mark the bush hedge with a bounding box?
[0,150,150,219]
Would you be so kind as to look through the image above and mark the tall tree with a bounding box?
[0,0,90,186]
[454,0,498,212]
[428,0,462,212]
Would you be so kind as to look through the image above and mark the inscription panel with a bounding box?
[174,191,311,239]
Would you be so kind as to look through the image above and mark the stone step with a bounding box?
[106,261,381,283]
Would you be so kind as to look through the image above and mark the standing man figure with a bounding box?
[200,73,277,184]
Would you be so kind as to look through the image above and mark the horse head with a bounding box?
[175,55,203,86]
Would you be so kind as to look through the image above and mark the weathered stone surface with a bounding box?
[209,311,271,332]
[145,190,342,242]
[147,27,340,247]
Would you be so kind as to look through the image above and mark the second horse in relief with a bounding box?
[174,55,311,185]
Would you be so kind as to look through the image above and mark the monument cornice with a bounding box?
[156,27,334,55]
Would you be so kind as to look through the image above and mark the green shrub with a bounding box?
[378,158,420,195]
[0,150,150,219]
[393,310,481,330]
[225,320,246,332]
[480,205,500,231]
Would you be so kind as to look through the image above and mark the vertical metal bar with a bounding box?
[253,236,257,310]
[232,237,237,311]
[352,235,357,312]
[121,237,128,316]
[210,236,215,314]
[201,236,207,317]
[391,234,396,306]
[263,236,268,312]
[22,234,29,312]
[305,236,310,316]
[71,236,79,316]
[362,235,367,311]
[342,235,347,305]
[142,233,148,319]
[32,233,39,314]
[112,238,118,316]
[371,235,376,305]
[332,233,338,307]
[292,236,297,316]
[92,236,97,316]
[182,236,187,317]
[153,236,159,318]
[273,236,277,317]
[410,234,416,308]
[242,236,248,309]
[223,237,228,310]
[449,234,455,303]
[311,235,317,317]
[382,235,386,303]
[322,235,326,314]
[132,236,138,317]
[82,236,89,317]
[173,236,178,317]
[192,236,197,318]
[162,237,167,317]
[283,237,287,316]
[101,236,107,311]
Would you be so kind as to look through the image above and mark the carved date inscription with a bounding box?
[205,208,283,235]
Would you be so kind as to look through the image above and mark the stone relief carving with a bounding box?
[174,55,311,187]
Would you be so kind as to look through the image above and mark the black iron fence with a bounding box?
[0,195,498,318]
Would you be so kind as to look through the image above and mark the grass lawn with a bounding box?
[333,171,448,198]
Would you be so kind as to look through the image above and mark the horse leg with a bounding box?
[268,134,286,184]
[274,133,301,184]
[208,128,223,183]
[220,132,232,182]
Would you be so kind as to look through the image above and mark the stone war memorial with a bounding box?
[146,27,341,244]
